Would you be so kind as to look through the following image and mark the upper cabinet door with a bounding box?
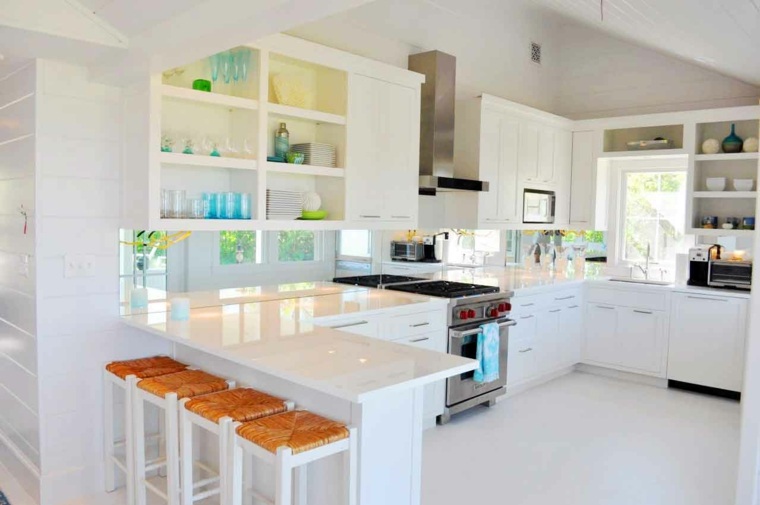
[346,74,419,223]
[570,130,595,226]
[553,130,572,225]
[518,122,539,183]
[536,127,556,184]
[477,108,502,224]
[498,116,520,222]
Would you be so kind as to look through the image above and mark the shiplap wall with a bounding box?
[30,60,169,505]
[0,61,41,503]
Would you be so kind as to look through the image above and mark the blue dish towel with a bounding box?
[474,322,500,383]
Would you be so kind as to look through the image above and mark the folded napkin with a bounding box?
[474,322,500,383]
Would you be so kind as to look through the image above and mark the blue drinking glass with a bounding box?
[202,192,216,219]
[240,49,251,82]
[219,192,236,219]
[209,54,220,82]
[236,193,252,220]
[222,52,232,84]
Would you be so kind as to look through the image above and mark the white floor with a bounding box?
[1,371,742,505]
[422,371,741,505]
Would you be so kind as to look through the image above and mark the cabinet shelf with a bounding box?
[161,85,260,110]
[692,191,757,199]
[157,218,347,231]
[268,103,346,125]
[694,152,759,161]
[599,148,688,159]
[160,152,258,170]
[688,228,755,237]
[265,162,344,177]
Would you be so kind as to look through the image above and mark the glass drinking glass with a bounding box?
[202,192,217,219]
[160,189,169,218]
[222,138,239,158]
[160,132,175,153]
[236,193,252,220]
[218,192,236,219]
[187,198,205,219]
[209,53,221,82]
[222,52,232,84]
[165,190,186,218]
[241,138,255,159]
[239,48,251,82]
[181,135,195,155]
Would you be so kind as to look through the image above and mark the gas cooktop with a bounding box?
[332,274,427,288]
[385,280,500,299]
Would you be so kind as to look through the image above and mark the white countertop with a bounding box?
[122,288,471,403]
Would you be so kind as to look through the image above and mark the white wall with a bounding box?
[555,23,760,120]
[32,60,169,505]
[0,61,41,503]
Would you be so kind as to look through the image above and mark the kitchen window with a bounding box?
[277,231,319,262]
[618,169,691,266]
[219,231,261,265]
[337,230,373,261]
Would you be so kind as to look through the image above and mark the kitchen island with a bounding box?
[122,286,474,505]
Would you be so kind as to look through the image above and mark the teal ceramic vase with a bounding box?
[722,123,743,153]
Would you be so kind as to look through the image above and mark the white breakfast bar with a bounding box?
[122,285,475,505]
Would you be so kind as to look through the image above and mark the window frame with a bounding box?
[213,230,325,271]
[336,230,374,263]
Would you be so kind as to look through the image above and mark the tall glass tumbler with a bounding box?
[236,193,252,220]
[165,190,186,218]
[202,192,217,219]
[219,192,236,219]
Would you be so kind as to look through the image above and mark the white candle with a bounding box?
[130,288,149,309]
[170,297,191,321]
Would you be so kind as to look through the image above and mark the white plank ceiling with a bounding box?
[531,0,760,85]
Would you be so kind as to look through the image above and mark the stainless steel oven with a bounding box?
[390,241,425,261]
[523,189,556,224]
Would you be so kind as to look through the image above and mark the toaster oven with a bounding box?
[708,260,752,291]
[390,241,425,262]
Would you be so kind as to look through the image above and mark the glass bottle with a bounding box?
[275,122,289,158]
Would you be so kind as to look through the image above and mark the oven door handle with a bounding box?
[451,319,516,339]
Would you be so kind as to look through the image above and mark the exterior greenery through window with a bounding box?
[279,231,316,261]
[219,231,257,265]
[621,171,689,264]
[219,231,317,265]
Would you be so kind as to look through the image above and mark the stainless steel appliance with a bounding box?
[523,189,556,224]
[390,241,425,262]
[332,274,426,288]
[709,260,753,290]
[688,244,722,288]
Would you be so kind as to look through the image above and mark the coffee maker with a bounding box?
[422,232,449,263]
[688,244,721,287]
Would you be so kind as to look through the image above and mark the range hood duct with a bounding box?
[409,50,489,195]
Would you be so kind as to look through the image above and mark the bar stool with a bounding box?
[229,410,357,505]
[133,369,233,505]
[179,388,294,505]
[103,356,188,503]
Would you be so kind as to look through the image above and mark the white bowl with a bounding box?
[733,179,755,192]
[706,177,726,191]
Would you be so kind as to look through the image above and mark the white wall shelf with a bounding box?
[599,148,688,159]
[160,152,258,170]
[688,228,755,237]
[265,162,345,177]
[268,103,346,125]
[692,191,757,199]
[157,218,348,231]
[161,84,260,110]
[695,152,759,161]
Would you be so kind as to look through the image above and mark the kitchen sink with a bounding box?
[609,277,673,286]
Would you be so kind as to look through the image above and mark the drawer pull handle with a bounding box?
[568,305,579,309]
[409,337,430,343]
[519,315,535,320]
[391,215,411,219]
[519,347,533,353]
[360,215,381,219]
[687,295,728,302]
[596,305,615,310]
[330,320,369,329]
[633,309,653,315]
[549,309,561,313]
[555,295,575,301]
[410,322,430,328]
[520,303,535,307]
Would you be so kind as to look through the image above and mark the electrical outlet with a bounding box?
[64,255,96,278]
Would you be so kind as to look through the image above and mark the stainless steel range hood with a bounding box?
[409,50,489,195]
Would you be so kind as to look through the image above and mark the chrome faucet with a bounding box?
[634,243,651,279]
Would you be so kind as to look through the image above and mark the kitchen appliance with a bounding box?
[687,245,719,287]
[523,189,556,224]
[422,231,449,263]
[390,241,425,262]
[408,51,489,195]
[333,274,513,422]
[709,260,753,290]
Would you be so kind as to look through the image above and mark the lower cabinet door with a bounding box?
[616,308,667,376]
[583,304,619,365]
[507,313,538,387]
[394,331,446,421]
[558,303,583,367]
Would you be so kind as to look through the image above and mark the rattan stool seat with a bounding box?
[137,369,229,399]
[185,388,288,423]
[236,410,349,455]
[105,356,187,380]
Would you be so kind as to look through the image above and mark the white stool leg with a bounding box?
[229,423,243,505]
[218,417,231,505]
[275,447,293,505]
[132,380,147,505]
[345,428,357,505]
[158,407,167,478]
[179,399,194,505]
[103,371,116,492]
[294,465,307,505]
[125,376,135,505]
[165,393,181,505]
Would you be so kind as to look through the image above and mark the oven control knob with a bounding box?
[498,303,509,312]
[459,310,468,320]
[467,309,476,319]
[489,308,499,317]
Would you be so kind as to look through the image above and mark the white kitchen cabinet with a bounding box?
[518,122,540,184]
[553,130,572,226]
[583,285,669,377]
[668,292,748,392]
[558,302,582,366]
[345,73,420,224]
[507,313,539,387]
[476,108,520,226]
[569,130,595,227]
[536,126,556,184]
[393,330,446,423]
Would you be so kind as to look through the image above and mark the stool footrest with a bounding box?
[193,476,220,489]
[144,479,170,501]
[193,487,221,502]
[145,457,167,472]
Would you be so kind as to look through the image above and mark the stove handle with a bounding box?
[451,319,516,339]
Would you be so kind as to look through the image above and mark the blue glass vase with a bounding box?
[722,123,743,153]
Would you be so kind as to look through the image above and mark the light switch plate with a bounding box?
[64,254,96,278]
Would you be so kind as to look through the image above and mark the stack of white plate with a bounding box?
[266,189,302,220]
[290,143,337,168]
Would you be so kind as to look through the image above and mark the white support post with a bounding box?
[165,393,180,505]
[294,464,307,505]
[275,447,293,505]
[218,417,231,505]
[346,427,358,505]
[103,371,116,492]
[133,383,147,505]
[179,399,194,505]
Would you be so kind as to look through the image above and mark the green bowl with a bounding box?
[301,210,327,220]
[286,152,305,164]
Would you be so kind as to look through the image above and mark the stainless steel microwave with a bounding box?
[390,241,425,262]
[523,189,556,224]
